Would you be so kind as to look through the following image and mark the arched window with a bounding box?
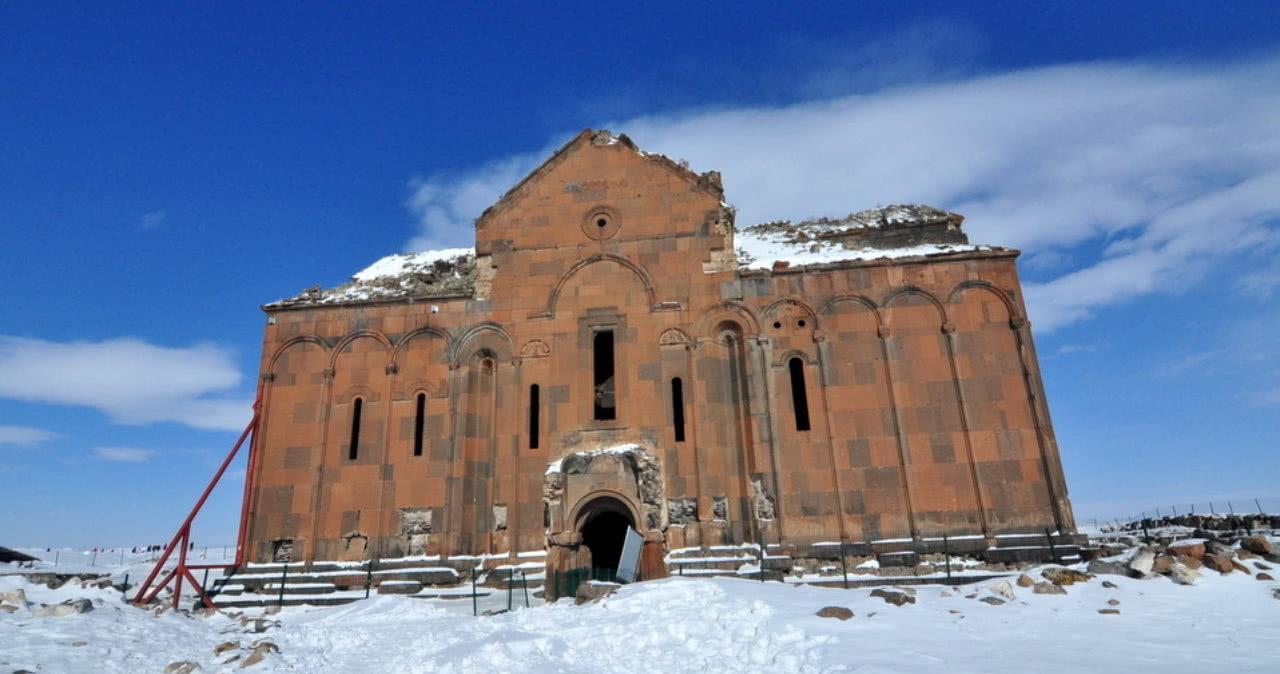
[412,392,426,457]
[788,357,811,432]
[671,377,686,443]
[348,397,363,460]
[528,384,541,449]
[593,329,616,421]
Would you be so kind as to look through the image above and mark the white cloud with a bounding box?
[0,425,57,445]
[405,54,1280,332]
[0,336,251,431]
[93,446,154,462]
[138,210,166,231]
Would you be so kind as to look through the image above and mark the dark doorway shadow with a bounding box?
[580,506,633,579]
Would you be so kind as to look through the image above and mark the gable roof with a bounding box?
[474,129,725,228]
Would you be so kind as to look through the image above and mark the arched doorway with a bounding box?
[576,495,636,582]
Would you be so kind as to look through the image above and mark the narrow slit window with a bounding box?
[528,384,541,449]
[788,357,811,432]
[348,397,363,460]
[593,329,616,421]
[671,377,686,443]
[412,392,426,457]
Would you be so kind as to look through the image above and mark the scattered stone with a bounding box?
[1257,573,1274,581]
[574,581,619,605]
[240,642,279,669]
[1241,536,1276,557]
[1273,590,1280,601]
[34,599,93,618]
[985,580,1017,601]
[1101,580,1118,589]
[1107,599,1120,606]
[1098,608,1120,615]
[1152,556,1175,574]
[164,662,201,674]
[1033,581,1067,595]
[0,604,19,613]
[1042,567,1092,586]
[1206,541,1234,557]
[1203,554,1235,574]
[949,609,963,614]
[1128,549,1156,577]
[0,589,28,606]
[1255,561,1272,571]
[815,606,853,620]
[964,593,978,599]
[263,605,282,616]
[1168,541,1206,559]
[1237,549,1259,560]
[979,596,1006,606]
[1169,563,1200,586]
[1231,560,1252,575]
[214,641,241,656]
[870,588,915,606]
[1086,560,1128,576]
[1016,574,1035,588]
[1183,557,1203,570]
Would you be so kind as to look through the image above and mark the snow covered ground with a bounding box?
[3,559,1277,673]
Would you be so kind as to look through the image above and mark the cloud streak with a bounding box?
[405,54,1280,332]
[93,446,154,462]
[0,336,251,431]
[0,425,57,445]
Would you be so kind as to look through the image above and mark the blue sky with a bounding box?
[2,2,1279,547]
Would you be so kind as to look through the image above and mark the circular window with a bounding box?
[797,319,807,328]
[772,321,783,329]
[582,208,621,241]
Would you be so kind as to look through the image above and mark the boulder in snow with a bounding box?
[1128,549,1156,577]
[1168,541,1206,559]
[979,596,1006,606]
[984,580,1017,601]
[1033,581,1067,595]
[164,662,200,674]
[1169,563,1199,586]
[1256,573,1274,581]
[241,641,279,668]
[34,598,93,618]
[575,581,619,605]
[1152,555,1175,575]
[869,588,915,606]
[1241,536,1276,557]
[815,606,854,620]
[1087,560,1128,576]
[0,588,28,606]
[1042,567,1092,586]
[1098,608,1120,615]
[214,641,241,656]
[1203,553,1235,574]
[1016,574,1035,587]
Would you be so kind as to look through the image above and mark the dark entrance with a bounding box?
[578,497,635,583]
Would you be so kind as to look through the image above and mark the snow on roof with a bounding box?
[736,204,995,271]
[267,247,476,309]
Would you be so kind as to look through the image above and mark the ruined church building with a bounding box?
[245,130,1081,592]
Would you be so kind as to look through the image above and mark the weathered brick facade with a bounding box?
[244,130,1077,583]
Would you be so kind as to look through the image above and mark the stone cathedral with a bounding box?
[244,130,1080,593]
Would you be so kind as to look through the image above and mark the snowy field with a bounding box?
[3,558,1278,673]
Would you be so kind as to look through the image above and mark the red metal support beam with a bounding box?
[131,387,262,609]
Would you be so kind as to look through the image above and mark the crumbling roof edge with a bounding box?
[736,247,1020,277]
[261,292,474,314]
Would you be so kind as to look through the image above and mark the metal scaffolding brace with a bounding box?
[131,389,263,610]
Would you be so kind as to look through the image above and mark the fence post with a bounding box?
[1045,528,1059,564]
[1142,523,1151,546]
[839,542,849,590]
[278,561,288,608]
[521,569,530,608]
[758,542,765,583]
[364,558,375,599]
[201,569,209,597]
[121,573,130,598]
[507,569,514,612]
[471,568,478,617]
[943,532,952,580]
